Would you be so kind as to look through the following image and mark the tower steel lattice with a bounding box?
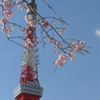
[14,0,43,100]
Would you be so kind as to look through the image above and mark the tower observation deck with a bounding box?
[14,0,43,100]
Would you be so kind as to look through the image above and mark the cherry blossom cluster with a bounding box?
[55,40,87,66]
[47,38,87,66]
[69,41,86,51]
[0,0,27,36]
[0,0,19,36]
[41,20,50,29]
[59,28,66,34]
[55,52,76,66]
[25,15,37,27]
[55,53,68,66]
[24,37,38,47]
[0,17,8,25]
[1,26,13,36]
[48,37,57,43]
[24,38,33,47]
[0,0,89,68]
[18,5,27,10]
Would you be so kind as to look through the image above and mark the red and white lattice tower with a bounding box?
[14,0,43,100]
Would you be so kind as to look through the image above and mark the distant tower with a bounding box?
[14,0,43,100]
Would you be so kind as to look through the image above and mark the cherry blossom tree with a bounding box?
[0,0,90,70]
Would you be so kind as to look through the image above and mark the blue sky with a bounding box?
[0,0,100,100]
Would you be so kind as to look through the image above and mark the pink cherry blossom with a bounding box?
[79,41,86,48]
[18,5,27,10]
[69,41,76,49]
[0,17,9,25]
[2,0,14,9]
[53,50,59,54]
[14,1,21,5]
[74,44,82,51]
[1,26,13,36]
[70,41,86,51]
[72,41,76,46]
[59,28,66,34]
[55,59,66,66]
[71,54,76,62]
[53,48,59,54]
[52,38,57,42]
[3,9,14,18]
[70,45,76,50]
[48,38,52,43]
[55,43,62,48]
[48,38,57,43]
[25,15,37,27]
[72,54,76,58]
[25,15,32,22]
[24,38,36,47]
[68,52,76,62]
[24,38,32,47]
[28,21,37,27]
[58,53,68,60]
[3,0,12,2]
[41,20,50,29]
[68,51,74,57]
[55,53,68,66]
[58,44,62,48]
[71,57,75,62]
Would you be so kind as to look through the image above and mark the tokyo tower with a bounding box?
[14,0,43,100]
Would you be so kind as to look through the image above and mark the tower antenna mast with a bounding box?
[14,0,43,100]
